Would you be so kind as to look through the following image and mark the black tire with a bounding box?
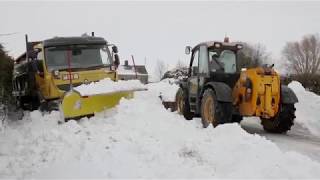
[232,114,243,123]
[19,96,29,110]
[18,96,40,111]
[40,101,49,112]
[30,96,40,111]
[176,88,194,120]
[200,89,232,128]
[260,104,296,133]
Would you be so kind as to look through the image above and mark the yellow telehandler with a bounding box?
[176,38,298,133]
[12,33,135,119]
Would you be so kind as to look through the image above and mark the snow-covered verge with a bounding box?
[0,81,320,178]
[148,78,180,102]
[289,81,320,136]
[74,78,146,96]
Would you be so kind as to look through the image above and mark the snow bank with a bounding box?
[1,84,320,178]
[148,78,180,102]
[288,81,320,136]
[74,78,146,96]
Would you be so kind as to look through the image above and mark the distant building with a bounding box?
[117,60,148,84]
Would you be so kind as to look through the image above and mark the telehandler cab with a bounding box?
[176,38,298,133]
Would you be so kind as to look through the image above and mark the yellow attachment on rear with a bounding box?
[232,67,280,119]
[61,90,133,119]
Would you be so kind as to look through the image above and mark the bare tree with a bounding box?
[238,42,270,68]
[175,59,187,69]
[282,34,320,75]
[154,59,168,81]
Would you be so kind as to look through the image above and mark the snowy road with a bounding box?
[1,80,320,178]
[241,118,320,162]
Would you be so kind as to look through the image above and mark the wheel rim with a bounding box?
[203,95,215,124]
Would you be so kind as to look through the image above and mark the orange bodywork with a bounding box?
[232,67,280,119]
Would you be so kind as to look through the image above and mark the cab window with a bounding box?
[198,45,209,75]
[209,50,236,73]
[191,50,199,76]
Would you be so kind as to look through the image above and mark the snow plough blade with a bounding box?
[61,90,134,119]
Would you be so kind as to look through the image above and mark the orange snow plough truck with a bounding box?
[176,38,298,133]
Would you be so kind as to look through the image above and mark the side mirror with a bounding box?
[27,48,41,59]
[112,46,118,53]
[185,46,191,55]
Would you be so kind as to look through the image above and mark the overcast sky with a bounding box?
[1,1,320,75]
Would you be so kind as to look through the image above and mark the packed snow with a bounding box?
[148,78,180,102]
[289,81,320,136]
[74,78,147,96]
[1,80,320,178]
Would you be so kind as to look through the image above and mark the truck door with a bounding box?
[198,45,209,92]
[34,49,46,99]
[188,45,209,113]
[188,48,199,110]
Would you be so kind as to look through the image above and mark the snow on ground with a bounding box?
[288,81,320,136]
[1,80,320,178]
[148,78,180,102]
[74,78,146,96]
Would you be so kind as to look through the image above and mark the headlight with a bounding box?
[73,74,79,79]
[84,79,90,85]
[53,70,60,79]
[54,70,59,76]
[236,44,243,50]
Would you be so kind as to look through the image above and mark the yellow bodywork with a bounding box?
[61,90,133,119]
[232,67,280,119]
[33,43,135,119]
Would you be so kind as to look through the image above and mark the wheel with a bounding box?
[260,104,296,133]
[18,96,40,111]
[232,114,243,123]
[200,89,232,128]
[30,96,40,111]
[18,96,29,110]
[176,88,194,120]
[40,100,59,112]
[40,101,49,112]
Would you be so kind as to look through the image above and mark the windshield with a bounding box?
[209,50,236,73]
[45,44,112,71]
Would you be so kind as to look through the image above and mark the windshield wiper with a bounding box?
[55,64,110,72]
[55,67,86,71]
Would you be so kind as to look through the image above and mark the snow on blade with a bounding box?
[288,81,320,136]
[1,81,320,178]
[74,78,147,96]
